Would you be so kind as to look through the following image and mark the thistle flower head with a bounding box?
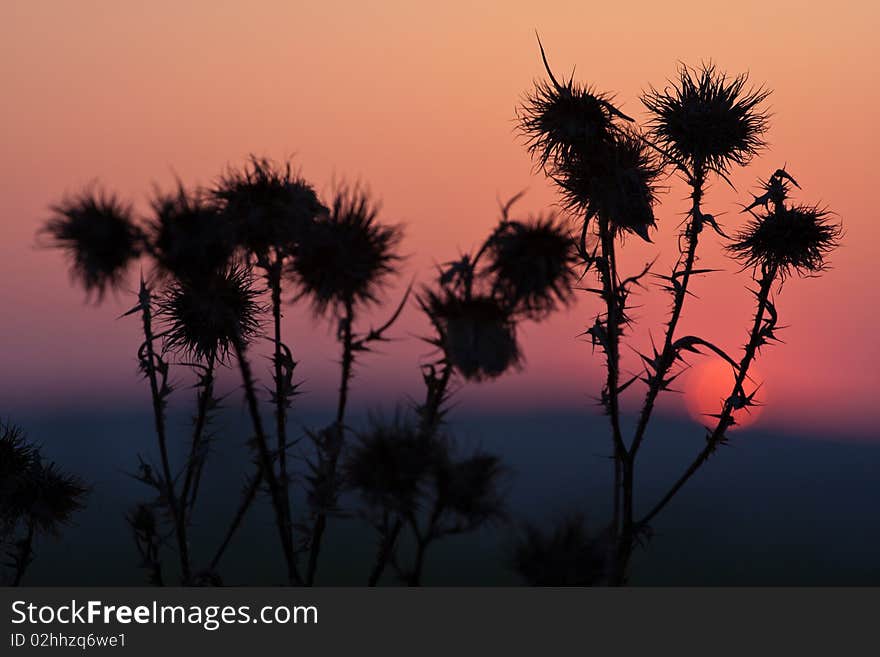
[345,416,438,515]
[148,184,235,283]
[642,63,770,174]
[513,515,605,586]
[421,291,521,381]
[518,39,630,168]
[159,265,263,363]
[0,423,87,536]
[730,202,840,279]
[212,156,326,260]
[432,450,505,528]
[485,214,576,318]
[289,183,402,315]
[41,189,142,300]
[556,129,663,241]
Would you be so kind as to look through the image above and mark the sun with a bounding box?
[683,359,765,430]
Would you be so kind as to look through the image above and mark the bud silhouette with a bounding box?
[148,184,235,282]
[486,214,576,319]
[290,183,402,316]
[730,170,841,279]
[642,63,770,174]
[42,189,142,300]
[212,156,326,260]
[158,265,263,363]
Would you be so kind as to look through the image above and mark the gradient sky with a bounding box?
[1,1,877,437]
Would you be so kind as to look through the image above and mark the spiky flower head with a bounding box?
[421,291,521,381]
[159,265,262,363]
[289,183,402,315]
[555,129,663,241]
[212,156,326,260]
[729,172,840,279]
[0,423,87,536]
[642,63,770,174]
[518,39,631,169]
[345,416,439,515]
[148,184,235,283]
[485,214,576,318]
[513,515,605,586]
[41,188,142,300]
[432,449,505,528]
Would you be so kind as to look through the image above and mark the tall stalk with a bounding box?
[639,263,777,528]
[180,355,216,519]
[232,334,302,585]
[306,298,355,585]
[137,281,191,584]
[268,261,295,560]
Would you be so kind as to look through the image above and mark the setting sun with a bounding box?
[684,359,765,430]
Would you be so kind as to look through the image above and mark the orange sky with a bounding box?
[1,1,877,437]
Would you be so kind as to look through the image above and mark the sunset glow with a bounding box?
[1,1,876,438]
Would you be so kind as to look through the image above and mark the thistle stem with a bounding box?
[638,264,778,529]
[306,298,355,586]
[368,514,404,586]
[612,165,707,583]
[232,335,302,585]
[139,285,191,584]
[209,468,263,573]
[181,355,215,520]
[630,164,706,459]
[268,263,294,554]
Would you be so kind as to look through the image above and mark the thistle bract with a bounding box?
[486,215,576,318]
[642,63,770,174]
[290,184,402,315]
[159,265,262,363]
[213,156,326,259]
[42,189,142,299]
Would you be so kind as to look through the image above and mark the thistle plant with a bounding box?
[0,421,88,586]
[212,157,326,549]
[288,182,406,585]
[519,40,838,584]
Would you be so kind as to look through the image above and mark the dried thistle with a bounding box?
[513,516,605,586]
[41,188,142,299]
[158,265,263,363]
[729,171,841,279]
[642,62,770,174]
[421,291,521,382]
[212,156,326,260]
[554,128,663,242]
[148,184,235,282]
[518,37,630,169]
[290,183,403,316]
[485,214,577,319]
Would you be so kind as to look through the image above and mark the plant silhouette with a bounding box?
[35,39,841,586]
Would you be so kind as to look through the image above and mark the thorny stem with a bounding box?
[11,520,35,587]
[597,216,627,584]
[306,298,356,586]
[268,263,295,555]
[407,501,443,586]
[612,164,706,584]
[232,335,302,585]
[368,513,404,587]
[638,264,778,529]
[139,284,191,584]
[209,469,262,573]
[181,355,216,519]
[630,163,706,459]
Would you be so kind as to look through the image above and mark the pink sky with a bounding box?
[1,1,877,437]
